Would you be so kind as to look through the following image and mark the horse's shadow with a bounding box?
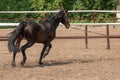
[22,57,116,68]
[22,60,72,68]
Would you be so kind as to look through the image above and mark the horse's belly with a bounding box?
[35,33,46,43]
[35,33,55,43]
[36,30,53,43]
[35,38,46,43]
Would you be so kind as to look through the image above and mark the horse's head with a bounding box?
[57,10,70,29]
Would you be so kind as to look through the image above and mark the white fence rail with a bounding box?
[0,10,120,13]
[0,23,120,27]
[0,10,120,27]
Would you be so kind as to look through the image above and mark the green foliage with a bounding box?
[0,0,118,23]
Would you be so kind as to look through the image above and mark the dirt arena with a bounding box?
[0,26,120,80]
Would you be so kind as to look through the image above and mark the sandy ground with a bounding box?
[0,26,120,80]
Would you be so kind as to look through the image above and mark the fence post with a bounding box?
[113,12,116,28]
[93,12,96,27]
[85,25,88,49]
[106,25,110,49]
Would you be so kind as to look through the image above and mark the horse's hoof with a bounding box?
[11,63,16,66]
[12,64,16,66]
[21,61,25,66]
[39,62,43,65]
[11,61,16,66]
[39,62,44,67]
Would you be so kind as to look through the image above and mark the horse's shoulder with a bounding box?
[39,23,45,30]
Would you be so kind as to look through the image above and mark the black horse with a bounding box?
[8,10,70,66]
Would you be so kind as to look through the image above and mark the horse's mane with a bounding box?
[47,10,64,21]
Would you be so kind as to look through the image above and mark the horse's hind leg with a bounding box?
[11,52,17,66]
[21,41,34,66]
[11,36,23,66]
[15,35,23,47]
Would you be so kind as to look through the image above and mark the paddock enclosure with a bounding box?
[0,10,120,80]
[0,26,120,80]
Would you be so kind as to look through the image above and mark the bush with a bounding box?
[0,0,118,23]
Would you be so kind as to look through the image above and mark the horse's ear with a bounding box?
[56,13,63,19]
[55,11,63,19]
[65,9,68,13]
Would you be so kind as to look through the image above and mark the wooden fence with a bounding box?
[0,10,120,49]
[0,23,120,49]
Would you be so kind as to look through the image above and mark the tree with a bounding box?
[0,0,118,23]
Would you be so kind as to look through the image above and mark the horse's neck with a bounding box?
[47,18,60,31]
[52,20,60,30]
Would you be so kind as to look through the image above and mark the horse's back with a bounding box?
[24,21,55,43]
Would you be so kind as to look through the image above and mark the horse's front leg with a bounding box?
[42,43,52,58]
[39,44,48,65]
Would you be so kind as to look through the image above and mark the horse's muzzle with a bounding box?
[66,23,70,29]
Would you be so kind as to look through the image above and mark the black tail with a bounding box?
[8,21,27,53]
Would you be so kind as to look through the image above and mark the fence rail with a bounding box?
[0,23,120,49]
[0,23,120,26]
[1,10,120,13]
